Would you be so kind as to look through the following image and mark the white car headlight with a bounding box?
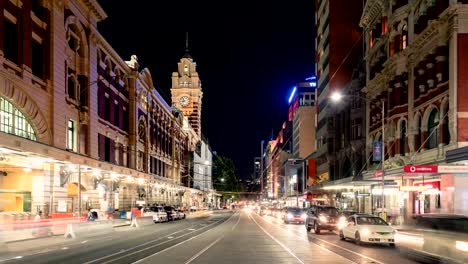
[301,213,307,219]
[339,216,346,223]
[286,213,293,219]
[319,215,327,223]
[361,228,372,236]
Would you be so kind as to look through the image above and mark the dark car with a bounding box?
[305,205,340,234]
[283,207,307,224]
[340,209,358,217]
[164,206,177,221]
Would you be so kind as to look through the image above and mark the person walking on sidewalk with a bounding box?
[87,209,95,221]
[107,206,114,220]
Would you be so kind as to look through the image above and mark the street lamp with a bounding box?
[330,91,386,220]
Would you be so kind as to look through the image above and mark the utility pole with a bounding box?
[260,140,264,200]
[381,99,386,221]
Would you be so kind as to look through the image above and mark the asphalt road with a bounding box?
[1,210,422,264]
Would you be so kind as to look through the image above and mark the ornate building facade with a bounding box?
[359,0,468,220]
[0,0,204,219]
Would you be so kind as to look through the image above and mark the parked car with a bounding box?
[339,214,395,247]
[305,205,340,234]
[176,209,186,219]
[151,206,168,223]
[164,206,177,221]
[397,214,468,263]
[282,207,307,224]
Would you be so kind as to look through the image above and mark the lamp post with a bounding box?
[330,92,386,220]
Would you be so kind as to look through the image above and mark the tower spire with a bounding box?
[183,32,192,59]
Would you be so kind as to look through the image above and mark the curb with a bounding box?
[4,233,63,244]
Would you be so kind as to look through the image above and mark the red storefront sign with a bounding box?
[403,165,438,173]
[373,170,384,178]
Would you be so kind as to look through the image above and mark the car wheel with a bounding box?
[314,222,321,234]
[355,232,361,245]
[339,230,345,240]
[389,243,396,248]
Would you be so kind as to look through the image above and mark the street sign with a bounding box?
[373,142,382,161]
[403,165,438,173]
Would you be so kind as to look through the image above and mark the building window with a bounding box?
[402,24,408,50]
[400,120,406,156]
[67,120,75,151]
[105,137,111,162]
[114,100,119,127]
[123,107,128,132]
[427,109,439,149]
[67,72,78,100]
[32,39,44,79]
[104,93,110,121]
[0,97,37,141]
[4,17,18,64]
[184,65,189,72]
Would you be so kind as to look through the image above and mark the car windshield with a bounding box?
[318,207,338,215]
[357,217,388,225]
[286,208,302,214]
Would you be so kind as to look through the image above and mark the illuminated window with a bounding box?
[0,97,37,141]
[67,119,75,151]
[184,65,189,72]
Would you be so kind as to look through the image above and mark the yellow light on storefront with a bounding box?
[68,164,76,171]
[399,186,430,192]
[93,169,101,177]
[111,172,118,181]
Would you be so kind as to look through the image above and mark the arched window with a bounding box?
[427,109,439,149]
[415,115,422,152]
[442,103,450,145]
[400,120,406,156]
[0,97,37,141]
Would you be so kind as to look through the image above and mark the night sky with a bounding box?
[97,1,315,178]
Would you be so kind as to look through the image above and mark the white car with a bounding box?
[339,214,396,247]
[141,206,168,223]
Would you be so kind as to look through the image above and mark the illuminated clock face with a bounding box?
[179,96,190,107]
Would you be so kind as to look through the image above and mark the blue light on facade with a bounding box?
[288,86,297,103]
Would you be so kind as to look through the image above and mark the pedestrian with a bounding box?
[87,209,95,221]
[34,210,42,221]
[107,205,114,220]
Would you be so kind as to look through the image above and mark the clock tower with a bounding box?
[171,47,203,136]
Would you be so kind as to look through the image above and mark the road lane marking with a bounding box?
[132,213,237,264]
[83,215,229,264]
[249,214,305,264]
[184,235,225,264]
[254,213,384,264]
[231,212,241,231]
